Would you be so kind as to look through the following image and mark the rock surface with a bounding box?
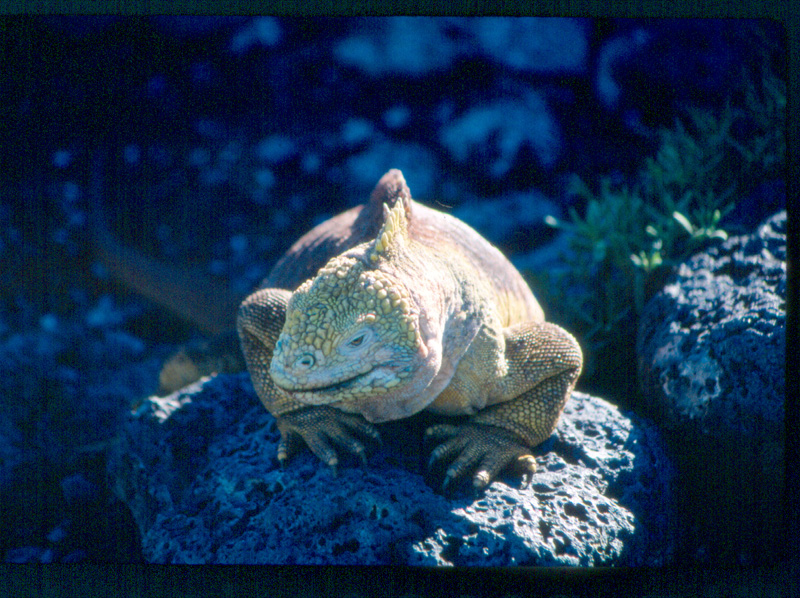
[636,210,785,564]
[108,374,676,565]
[638,211,786,435]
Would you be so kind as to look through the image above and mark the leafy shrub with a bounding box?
[537,25,785,401]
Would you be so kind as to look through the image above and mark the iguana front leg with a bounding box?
[427,321,582,490]
[237,288,381,474]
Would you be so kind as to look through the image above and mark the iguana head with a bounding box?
[270,201,439,422]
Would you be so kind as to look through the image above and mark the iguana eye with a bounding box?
[341,328,374,353]
[295,353,315,369]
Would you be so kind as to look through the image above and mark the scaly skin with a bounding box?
[237,170,582,490]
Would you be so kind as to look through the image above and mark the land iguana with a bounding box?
[234,170,583,490]
[94,165,582,489]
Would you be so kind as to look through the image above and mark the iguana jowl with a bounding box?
[237,170,582,489]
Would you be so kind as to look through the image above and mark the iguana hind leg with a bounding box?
[158,331,245,395]
[237,287,381,473]
[427,321,582,490]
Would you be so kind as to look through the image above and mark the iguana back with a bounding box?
[263,170,543,328]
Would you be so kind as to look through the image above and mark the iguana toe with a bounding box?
[425,424,468,469]
[470,447,537,490]
[276,434,298,467]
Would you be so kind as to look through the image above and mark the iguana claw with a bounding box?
[274,406,381,472]
[426,422,537,491]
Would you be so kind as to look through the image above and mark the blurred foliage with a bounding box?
[539,24,785,400]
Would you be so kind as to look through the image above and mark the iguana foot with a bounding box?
[275,406,382,476]
[425,423,537,491]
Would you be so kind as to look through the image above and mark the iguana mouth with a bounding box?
[271,360,404,397]
[274,369,371,394]
[273,363,400,402]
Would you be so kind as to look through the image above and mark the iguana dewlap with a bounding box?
[237,170,582,489]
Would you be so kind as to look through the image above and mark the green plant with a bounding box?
[537,26,785,397]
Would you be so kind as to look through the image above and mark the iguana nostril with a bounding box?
[296,353,315,369]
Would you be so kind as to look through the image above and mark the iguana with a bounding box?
[94,166,582,489]
[235,170,583,490]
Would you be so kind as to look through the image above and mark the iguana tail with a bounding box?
[88,149,243,337]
